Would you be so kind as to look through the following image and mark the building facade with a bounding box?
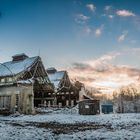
[0,53,53,114]
[46,68,82,107]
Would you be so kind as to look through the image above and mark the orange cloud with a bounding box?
[68,52,140,94]
[116,10,136,17]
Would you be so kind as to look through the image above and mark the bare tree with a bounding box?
[113,86,140,113]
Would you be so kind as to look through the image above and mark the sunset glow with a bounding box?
[0,0,140,95]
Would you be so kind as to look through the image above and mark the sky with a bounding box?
[0,0,140,94]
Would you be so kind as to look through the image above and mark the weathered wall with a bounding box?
[0,85,34,114]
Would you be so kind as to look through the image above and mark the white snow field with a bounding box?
[0,109,139,140]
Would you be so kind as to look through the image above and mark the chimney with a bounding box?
[47,67,57,74]
[12,53,29,62]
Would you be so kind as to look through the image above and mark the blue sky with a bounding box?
[0,0,140,92]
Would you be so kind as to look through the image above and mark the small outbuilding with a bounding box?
[101,104,113,114]
[100,100,113,114]
[79,99,100,115]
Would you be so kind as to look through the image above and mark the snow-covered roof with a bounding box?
[48,71,65,89]
[0,56,39,77]
[53,81,61,89]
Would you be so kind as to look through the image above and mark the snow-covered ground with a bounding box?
[0,108,139,140]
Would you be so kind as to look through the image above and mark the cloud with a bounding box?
[86,4,96,12]
[75,14,90,24]
[95,25,104,37]
[72,62,91,70]
[116,10,136,17]
[83,26,92,35]
[102,14,114,19]
[95,29,101,36]
[68,50,140,94]
[108,15,114,19]
[70,52,120,78]
[104,5,112,11]
[85,53,120,72]
[118,31,128,42]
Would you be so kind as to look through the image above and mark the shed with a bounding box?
[79,99,100,115]
[101,104,113,114]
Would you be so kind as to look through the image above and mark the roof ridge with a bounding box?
[2,56,39,65]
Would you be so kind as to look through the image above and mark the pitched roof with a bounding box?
[0,56,39,77]
[48,71,65,89]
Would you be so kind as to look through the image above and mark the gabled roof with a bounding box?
[48,71,65,89]
[0,56,39,77]
[48,71,65,81]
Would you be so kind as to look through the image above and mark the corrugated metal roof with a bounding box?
[0,56,38,77]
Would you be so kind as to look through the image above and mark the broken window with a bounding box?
[0,78,5,83]
[0,96,11,109]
